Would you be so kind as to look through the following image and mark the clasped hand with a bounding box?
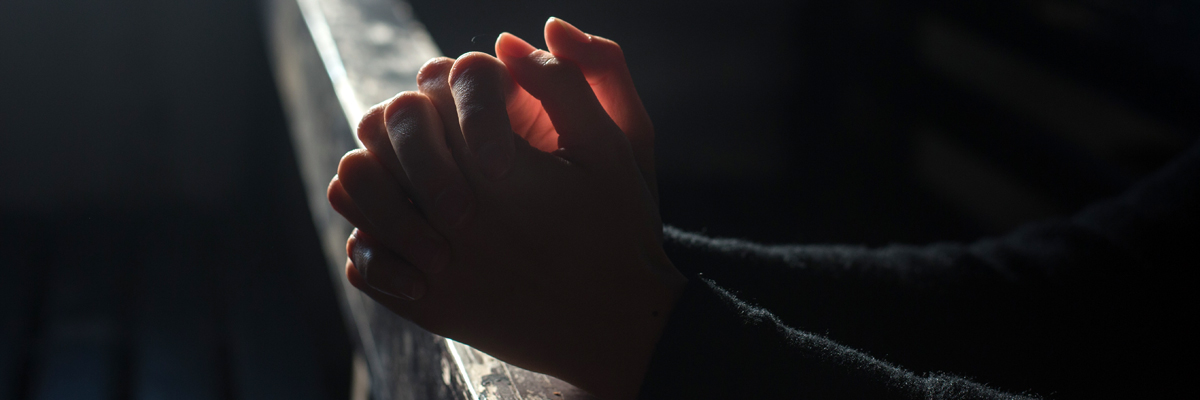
[326,18,686,400]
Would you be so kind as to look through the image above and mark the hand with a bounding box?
[328,18,686,400]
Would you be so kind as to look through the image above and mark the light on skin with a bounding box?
[330,18,685,400]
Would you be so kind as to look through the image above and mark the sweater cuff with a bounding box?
[636,277,894,399]
[637,277,1029,400]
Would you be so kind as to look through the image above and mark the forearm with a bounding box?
[639,278,1036,400]
[662,221,1124,334]
[657,140,1200,397]
[664,139,1200,336]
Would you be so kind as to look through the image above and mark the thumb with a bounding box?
[494,32,632,169]
[543,17,657,202]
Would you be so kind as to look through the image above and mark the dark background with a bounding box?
[404,0,1198,245]
[1,0,1197,398]
[0,1,351,398]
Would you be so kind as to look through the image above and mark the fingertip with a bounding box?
[416,58,468,162]
[327,175,350,213]
[417,57,458,109]
[448,51,503,88]
[336,149,370,178]
[327,174,342,202]
[545,17,591,45]
[346,228,359,259]
[446,51,518,181]
[383,91,434,133]
[417,57,455,89]
[356,101,389,146]
[337,149,393,196]
[385,91,426,111]
[544,21,626,81]
[345,257,367,290]
[495,32,538,62]
[345,229,366,289]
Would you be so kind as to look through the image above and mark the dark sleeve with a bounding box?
[640,139,1199,398]
[638,277,1035,400]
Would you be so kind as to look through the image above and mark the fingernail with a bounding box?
[346,228,360,259]
[477,140,512,180]
[393,276,426,300]
[350,242,370,280]
[410,235,448,274]
[551,17,591,43]
[497,32,538,58]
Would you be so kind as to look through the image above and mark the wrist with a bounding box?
[575,253,687,399]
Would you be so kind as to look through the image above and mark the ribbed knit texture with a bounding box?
[639,139,1199,399]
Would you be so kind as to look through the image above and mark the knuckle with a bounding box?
[326,176,341,199]
[327,178,352,213]
[356,102,388,144]
[417,57,454,87]
[336,149,366,173]
[389,91,426,109]
[385,92,431,148]
[336,150,377,184]
[345,233,356,259]
[345,260,365,289]
[455,101,487,124]
[449,52,503,87]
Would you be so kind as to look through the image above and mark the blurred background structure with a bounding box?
[2,0,1197,399]
[0,1,352,399]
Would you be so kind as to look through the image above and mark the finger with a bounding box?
[345,256,365,291]
[337,149,449,274]
[494,32,629,167]
[417,57,470,166]
[327,175,372,230]
[422,56,560,159]
[385,91,475,231]
[503,76,561,154]
[348,229,426,301]
[448,52,517,181]
[543,17,658,199]
[357,97,416,194]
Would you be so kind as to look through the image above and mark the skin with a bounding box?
[328,18,684,400]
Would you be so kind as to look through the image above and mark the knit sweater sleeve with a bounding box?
[638,276,1034,399]
[640,139,1199,398]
